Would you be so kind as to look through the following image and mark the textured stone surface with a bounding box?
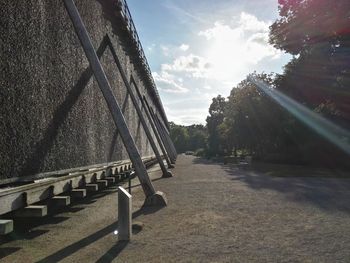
[0,1,166,179]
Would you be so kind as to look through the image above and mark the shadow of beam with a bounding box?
[19,37,110,177]
[95,241,128,263]
[0,247,21,260]
[36,204,164,263]
[36,221,118,263]
[107,91,130,160]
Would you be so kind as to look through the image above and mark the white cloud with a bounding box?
[160,45,170,56]
[197,12,282,82]
[153,12,288,124]
[238,12,271,32]
[147,43,156,52]
[161,54,211,78]
[179,44,190,51]
[152,71,189,94]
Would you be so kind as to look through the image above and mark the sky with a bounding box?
[127,0,292,125]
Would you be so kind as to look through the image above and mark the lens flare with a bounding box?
[248,76,350,155]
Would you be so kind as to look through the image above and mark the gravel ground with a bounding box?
[1,155,350,262]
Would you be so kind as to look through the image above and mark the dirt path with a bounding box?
[1,155,350,262]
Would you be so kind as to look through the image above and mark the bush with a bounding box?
[194,148,205,157]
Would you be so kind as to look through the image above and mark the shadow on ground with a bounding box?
[36,204,163,263]
[193,157,350,214]
[0,188,116,247]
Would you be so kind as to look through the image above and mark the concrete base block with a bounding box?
[0,220,13,235]
[85,184,98,192]
[143,191,167,207]
[14,205,47,217]
[96,180,108,188]
[105,177,116,184]
[71,189,86,198]
[51,196,70,206]
[162,171,173,178]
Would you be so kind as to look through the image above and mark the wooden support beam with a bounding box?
[63,0,166,206]
[0,220,13,235]
[140,94,173,168]
[156,115,177,159]
[149,106,176,163]
[13,205,47,218]
[157,115,177,160]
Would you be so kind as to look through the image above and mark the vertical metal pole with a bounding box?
[105,36,172,178]
[63,0,164,203]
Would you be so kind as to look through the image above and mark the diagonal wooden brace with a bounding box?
[105,35,172,178]
[143,98,176,163]
[148,104,177,163]
[63,0,166,205]
[155,114,177,160]
[156,115,178,158]
[131,81,173,169]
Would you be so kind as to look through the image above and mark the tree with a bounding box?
[169,123,208,153]
[206,95,227,156]
[170,125,189,153]
[268,0,350,166]
[270,0,350,123]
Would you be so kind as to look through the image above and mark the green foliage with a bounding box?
[169,122,207,153]
[194,148,205,157]
[270,0,350,122]
[203,0,350,167]
[206,95,227,157]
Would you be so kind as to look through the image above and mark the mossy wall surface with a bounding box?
[0,1,165,179]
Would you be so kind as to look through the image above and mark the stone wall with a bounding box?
[0,1,167,179]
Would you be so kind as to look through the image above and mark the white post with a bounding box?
[118,186,132,241]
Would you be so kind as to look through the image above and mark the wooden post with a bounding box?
[132,78,173,169]
[144,98,176,163]
[152,109,177,163]
[130,80,174,168]
[156,114,178,159]
[63,0,166,206]
[118,187,132,241]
